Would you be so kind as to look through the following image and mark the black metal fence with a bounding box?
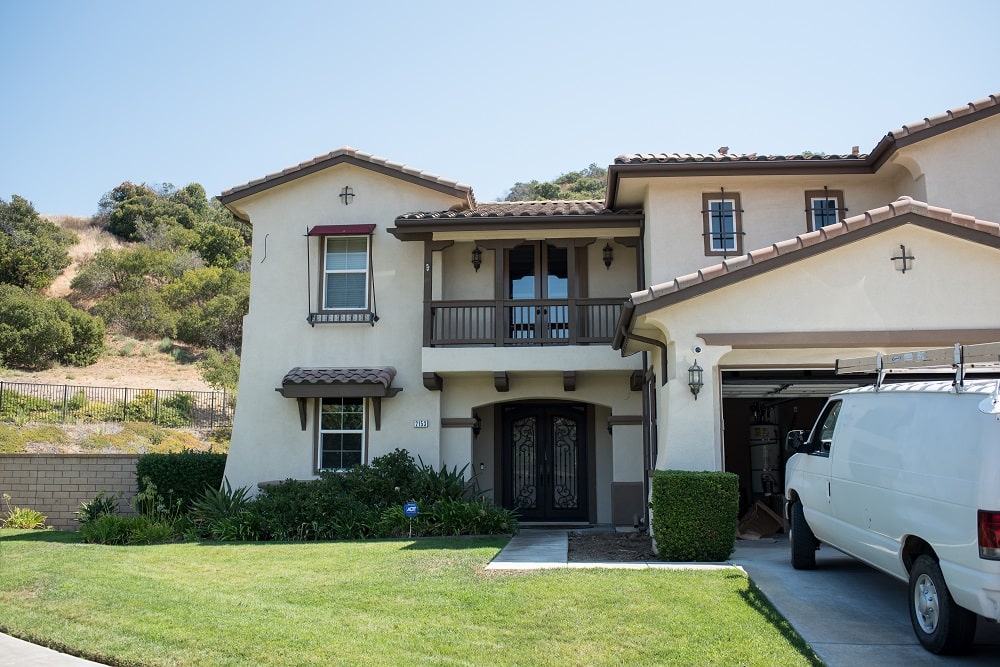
[0,381,233,429]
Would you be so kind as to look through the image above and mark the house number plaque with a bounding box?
[413,419,429,428]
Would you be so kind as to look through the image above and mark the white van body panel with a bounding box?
[785,380,1000,621]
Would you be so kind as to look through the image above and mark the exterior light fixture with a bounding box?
[688,360,704,400]
[339,186,355,205]
[472,412,482,438]
[471,246,483,272]
[603,243,614,269]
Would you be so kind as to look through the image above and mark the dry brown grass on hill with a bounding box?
[42,214,129,301]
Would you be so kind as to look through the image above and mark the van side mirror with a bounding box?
[785,430,808,453]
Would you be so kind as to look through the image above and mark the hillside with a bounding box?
[2,216,212,393]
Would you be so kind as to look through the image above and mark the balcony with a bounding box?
[426,298,622,347]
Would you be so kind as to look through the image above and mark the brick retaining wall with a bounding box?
[0,454,138,531]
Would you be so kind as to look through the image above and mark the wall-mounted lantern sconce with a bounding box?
[471,246,483,272]
[339,186,355,205]
[688,360,704,400]
[602,243,614,269]
[472,412,482,438]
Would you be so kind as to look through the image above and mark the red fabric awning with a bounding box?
[307,224,375,236]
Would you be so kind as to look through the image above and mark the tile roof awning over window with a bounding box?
[307,224,376,236]
[278,367,401,398]
[276,367,401,431]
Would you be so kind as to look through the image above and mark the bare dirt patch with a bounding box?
[2,348,211,392]
[568,530,658,562]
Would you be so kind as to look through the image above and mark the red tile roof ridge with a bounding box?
[887,93,1000,139]
[220,146,472,198]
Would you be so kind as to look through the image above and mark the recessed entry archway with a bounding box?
[490,399,596,524]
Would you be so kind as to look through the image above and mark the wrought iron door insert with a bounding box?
[502,403,588,522]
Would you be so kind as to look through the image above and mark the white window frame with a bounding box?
[317,396,366,472]
[322,236,369,311]
[702,192,743,256]
[805,190,845,231]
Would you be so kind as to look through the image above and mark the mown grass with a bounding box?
[0,530,821,666]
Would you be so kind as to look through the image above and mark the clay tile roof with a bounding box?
[629,197,1000,309]
[614,93,1000,171]
[281,366,397,388]
[219,147,474,205]
[613,151,867,165]
[397,200,639,220]
[886,93,1000,140]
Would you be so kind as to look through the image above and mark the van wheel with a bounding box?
[908,555,977,654]
[789,501,817,570]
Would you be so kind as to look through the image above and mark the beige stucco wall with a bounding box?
[636,223,1000,474]
[892,114,1000,220]
[641,172,908,287]
[224,164,466,490]
[224,163,646,525]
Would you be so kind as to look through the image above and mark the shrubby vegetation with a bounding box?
[77,450,517,545]
[504,163,607,201]
[0,195,77,289]
[76,181,251,354]
[0,283,105,369]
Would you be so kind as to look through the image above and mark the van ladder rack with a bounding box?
[835,342,1000,390]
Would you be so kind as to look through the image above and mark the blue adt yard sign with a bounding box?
[403,502,419,518]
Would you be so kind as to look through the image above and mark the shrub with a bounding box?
[0,194,76,289]
[189,478,255,539]
[1,493,47,529]
[74,491,122,526]
[0,285,102,369]
[135,451,227,512]
[247,454,514,542]
[93,287,176,339]
[80,514,132,544]
[650,470,739,562]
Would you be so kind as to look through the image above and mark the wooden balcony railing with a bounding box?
[426,298,622,347]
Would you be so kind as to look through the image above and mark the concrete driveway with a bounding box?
[731,536,1000,666]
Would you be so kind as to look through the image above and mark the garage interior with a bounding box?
[721,370,870,519]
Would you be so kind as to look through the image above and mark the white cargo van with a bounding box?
[784,343,1000,654]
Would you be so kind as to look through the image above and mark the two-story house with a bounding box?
[220,92,1000,524]
[218,150,648,525]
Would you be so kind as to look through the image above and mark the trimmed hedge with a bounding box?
[136,451,227,511]
[650,469,739,562]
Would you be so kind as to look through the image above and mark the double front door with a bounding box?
[502,403,588,522]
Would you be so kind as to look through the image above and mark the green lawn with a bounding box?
[0,530,821,666]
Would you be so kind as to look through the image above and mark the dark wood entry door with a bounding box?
[502,404,588,522]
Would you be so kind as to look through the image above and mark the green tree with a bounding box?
[0,195,77,289]
[0,285,105,369]
[198,348,240,395]
[163,268,249,350]
[71,247,178,298]
[92,287,176,339]
[503,164,607,201]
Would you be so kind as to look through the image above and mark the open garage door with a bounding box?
[721,370,872,519]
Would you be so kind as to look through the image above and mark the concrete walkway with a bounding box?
[0,632,107,666]
[485,527,731,571]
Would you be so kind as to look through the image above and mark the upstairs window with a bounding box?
[324,235,369,310]
[805,189,846,231]
[702,191,744,256]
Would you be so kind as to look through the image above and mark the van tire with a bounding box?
[789,501,817,570]
[908,555,977,654]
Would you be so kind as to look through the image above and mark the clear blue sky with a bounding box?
[1,0,998,216]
